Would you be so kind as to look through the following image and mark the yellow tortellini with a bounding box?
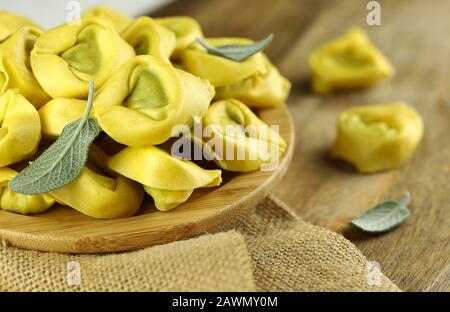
[81,6,133,33]
[156,16,204,60]
[121,16,176,62]
[31,18,135,99]
[309,28,394,94]
[0,167,55,214]
[0,166,15,183]
[0,11,39,43]
[0,89,41,167]
[38,56,215,143]
[93,55,214,146]
[331,103,424,173]
[50,146,144,219]
[0,26,50,108]
[38,98,86,137]
[215,55,291,108]
[108,146,222,211]
[194,99,286,172]
[181,38,267,87]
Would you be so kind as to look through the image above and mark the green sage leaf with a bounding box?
[196,33,274,62]
[9,81,100,195]
[350,192,411,234]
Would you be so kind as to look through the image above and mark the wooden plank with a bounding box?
[154,0,450,291]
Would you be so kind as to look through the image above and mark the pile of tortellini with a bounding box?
[0,7,290,219]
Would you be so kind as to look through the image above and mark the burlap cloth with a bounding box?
[0,195,400,291]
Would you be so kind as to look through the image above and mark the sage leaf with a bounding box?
[196,33,274,62]
[350,192,411,234]
[9,81,100,195]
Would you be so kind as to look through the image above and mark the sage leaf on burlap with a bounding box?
[196,33,274,62]
[350,192,411,234]
[9,81,100,195]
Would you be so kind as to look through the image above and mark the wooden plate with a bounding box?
[0,104,294,253]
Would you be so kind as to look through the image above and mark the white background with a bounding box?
[0,0,172,29]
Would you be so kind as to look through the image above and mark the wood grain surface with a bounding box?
[0,105,294,253]
[154,0,450,291]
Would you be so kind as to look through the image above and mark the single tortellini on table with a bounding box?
[81,6,133,33]
[0,11,39,43]
[309,27,394,94]
[156,16,204,60]
[215,55,291,108]
[108,146,222,211]
[0,167,55,215]
[193,99,286,172]
[181,37,267,87]
[93,55,215,147]
[0,89,41,167]
[0,26,51,108]
[31,18,135,99]
[331,103,424,173]
[121,16,176,63]
[49,145,144,219]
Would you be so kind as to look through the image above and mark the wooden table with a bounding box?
[154,0,450,291]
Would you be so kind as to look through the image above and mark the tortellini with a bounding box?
[121,16,176,62]
[0,11,39,43]
[181,38,267,87]
[309,28,394,94]
[194,99,286,172]
[181,37,290,108]
[0,89,41,167]
[81,6,133,33]
[93,55,214,146]
[107,146,222,211]
[49,146,144,219]
[0,26,50,108]
[331,103,424,173]
[215,55,291,108]
[39,55,216,144]
[156,16,203,60]
[38,98,86,137]
[31,18,135,99]
[0,167,55,214]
